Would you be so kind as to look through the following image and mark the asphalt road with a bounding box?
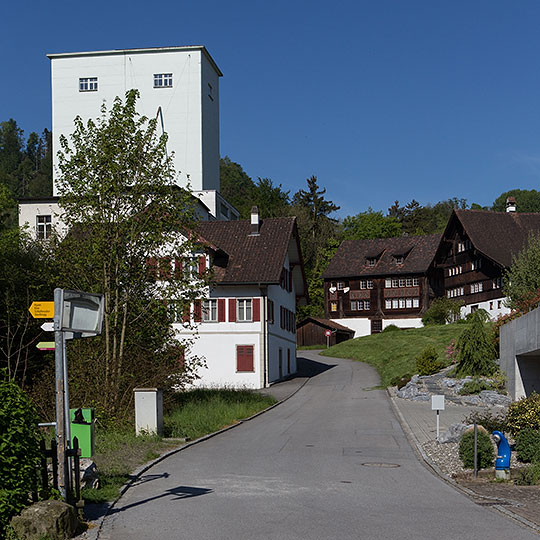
[99,352,538,539]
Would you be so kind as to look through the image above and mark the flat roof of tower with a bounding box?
[47,46,223,76]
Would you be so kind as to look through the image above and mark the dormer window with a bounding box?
[394,256,404,265]
[367,258,376,267]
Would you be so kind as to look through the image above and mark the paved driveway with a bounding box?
[99,351,538,539]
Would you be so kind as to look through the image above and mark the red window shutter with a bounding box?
[229,299,237,322]
[198,255,207,276]
[183,306,190,323]
[146,257,158,280]
[253,298,261,322]
[237,345,254,372]
[218,299,226,322]
[159,257,171,280]
[194,300,202,322]
[174,259,183,279]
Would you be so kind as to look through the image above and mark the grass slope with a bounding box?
[321,323,469,387]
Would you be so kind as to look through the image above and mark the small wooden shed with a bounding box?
[296,317,355,347]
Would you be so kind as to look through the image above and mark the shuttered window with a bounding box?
[236,345,254,372]
[218,299,226,322]
[228,299,236,322]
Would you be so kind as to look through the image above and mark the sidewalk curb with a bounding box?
[387,389,540,534]
[89,377,310,539]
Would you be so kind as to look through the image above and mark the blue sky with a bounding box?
[3,1,540,217]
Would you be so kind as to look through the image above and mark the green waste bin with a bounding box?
[69,408,95,458]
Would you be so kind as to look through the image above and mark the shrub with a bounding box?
[458,377,492,395]
[454,311,498,377]
[382,324,400,333]
[458,429,495,469]
[463,410,508,434]
[506,392,540,436]
[0,375,42,536]
[415,346,444,376]
[422,297,463,326]
[514,462,540,485]
[515,428,540,463]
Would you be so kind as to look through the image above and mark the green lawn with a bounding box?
[82,389,276,503]
[321,323,470,387]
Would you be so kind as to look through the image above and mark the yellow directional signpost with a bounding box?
[29,301,54,319]
[28,291,104,501]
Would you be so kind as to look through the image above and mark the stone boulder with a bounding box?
[80,458,99,489]
[439,422,472,443]
[478,390,512,407]
[396,382,419,399]
[10,500,78,540]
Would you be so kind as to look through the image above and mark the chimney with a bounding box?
[250,205,260,235]
[506,197,516,213]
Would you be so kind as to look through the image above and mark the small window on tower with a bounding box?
[154,73,173,88]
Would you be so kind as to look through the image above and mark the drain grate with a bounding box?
[361,462,400,468]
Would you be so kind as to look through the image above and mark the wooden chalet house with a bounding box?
[322,235,440,336]
[432,201,540,319]
[175,207,307,389]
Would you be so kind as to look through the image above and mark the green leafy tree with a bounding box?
[0,373,42,536]
[422,297,463,326]
[504,232,540,310]
[454,311,498,377]
[342,208,401,240]
[493,189,540,213]
[219,156,255,218]
[252,177,290,218]
[292,176,341,319]
[55,90,206,419]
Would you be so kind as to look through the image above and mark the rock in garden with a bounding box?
[397,382,419,399]
[441,378,457,388]
[439,423,472,444]
[411,375,420,383]
[411,393,430,401]
[10,500,78,540]
[461,394,481,406]
[80,458,100,489]
[478,390,512,407]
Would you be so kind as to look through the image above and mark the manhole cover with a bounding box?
[361,462,400,468]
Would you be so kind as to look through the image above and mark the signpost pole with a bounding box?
[54,288,68,498]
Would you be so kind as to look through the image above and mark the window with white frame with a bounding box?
[337,282,345,290]
[385,278,392,288]
[202,299,218,322]
[367,280,373,289]
[351,300,370,310]
[391,278,399,288]
[360,280,366,289]
[385,297,419,309]
[394,256,404,265]
[399,278,406,287]
[79,77,98,92]
[36,215,52,239]
[412,277,419,286]
[237,299,252,321]
[367,258,376,266]
[493,277,502,289]
[154,73,173,88]
[470,282,483,294]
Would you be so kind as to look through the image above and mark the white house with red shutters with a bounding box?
[174,207,307,388]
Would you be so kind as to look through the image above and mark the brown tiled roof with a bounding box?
[297,317,355,333]
[453,209,540,267]
[196,217,299,285]
[322,234,440,279]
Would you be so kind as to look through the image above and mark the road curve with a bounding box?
[99,351,538,539]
